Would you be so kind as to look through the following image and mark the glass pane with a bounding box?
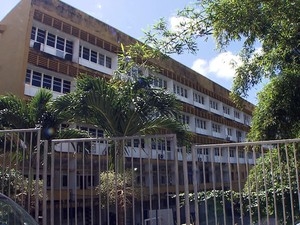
[36,29,45,43]
[56,36,65,51]
[43,74,52,89]
[46,33,55,47]
[83,47,90,60]
[91,50,97,63]
[98,53,104,65]
[30,27,36,40]
[32,71,42,87]
[53,77,62,92]
[63,80,71,93]
[66,40,73,53]
[25,69,31,84]
[106,56,112,68]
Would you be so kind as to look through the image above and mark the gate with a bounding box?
[0,128,300,225]
[188,140,300,225]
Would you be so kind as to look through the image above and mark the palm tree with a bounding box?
[59,74,187,138]
[57,74,189,165]
[0,88,88,143]
[56,74,190,225]
[0,89,88,210]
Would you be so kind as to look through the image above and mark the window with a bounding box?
[31,26,73,59]
[46,175,51,187]
[223,105,230,115]
[79,46,113,69]
[26,69,71,94]
[227,128,232,136]
[244,115,250,125]
[247,152,253,159]
[106,56,112,68]
[194,93,205,104]
[32,71,42,87]
[195,118,206,129]
[210,100,218,110]
[236,131,242,142]
[179,114,190,125]
[43,75,52,89]
[212,123,221,133]
[77,126,103,138]
[87,176,95,187]
[234,110,240,119]
[91,50,97,63]
[63,80,71,93]
[66,40,73,54]
[229,149,235,157]
[46,32,55,47]
[82,47,90,60]
[62,175,68,187]
[36,28,45,43]
[56,36,65,51]
[173,84,188,98]
[152,77,167,89]
[53,77,62,92]
[25,69,31,84]
[238,151,244,158]
[198,148,209,155]
[30,27,36,40]
[98,53,105,65]
[214,148,220,156]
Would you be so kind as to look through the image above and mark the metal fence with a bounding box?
[0,128,299,225]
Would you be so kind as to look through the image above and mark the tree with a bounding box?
[143,0,300,101]
[0,88,88,143]
[248,74,300,141]
[243,145,300,223]
[0,168,43,213]
[96,170,141,224]
[57,74,189,144]
[243,74,300,223]
[57,74,189,225]
[0,89,88,211]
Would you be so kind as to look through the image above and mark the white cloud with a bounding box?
[192,51,242,80]
[208,52,242,79]
[191,59,209,76]
[96,3,102,9]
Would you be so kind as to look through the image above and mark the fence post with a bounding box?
[192,145,199,225]
[182,147,191,225]
[42,140,48,225]
[35,128,41,222]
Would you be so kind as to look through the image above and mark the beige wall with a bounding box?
[0,0,32,97]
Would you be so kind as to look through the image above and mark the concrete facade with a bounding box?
[0,0,254,145]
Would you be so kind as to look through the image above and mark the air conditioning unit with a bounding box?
[158,154,164,159]
[56,49,64,58]
[65,53,72,61]
[33,42,41,51]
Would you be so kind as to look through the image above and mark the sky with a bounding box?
[0,0,262,104]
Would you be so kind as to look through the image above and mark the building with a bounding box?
[0,0,254,145]
[0,0,255,224]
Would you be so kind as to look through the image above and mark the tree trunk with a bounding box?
[117,203,125,225]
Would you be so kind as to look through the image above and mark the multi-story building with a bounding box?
[0,0,255,224]
[0,0,254,144]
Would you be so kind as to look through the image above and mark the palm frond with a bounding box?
[29,89,53,123]
[0,94,31,128]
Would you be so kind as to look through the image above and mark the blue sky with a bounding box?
[1,0,262,104]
